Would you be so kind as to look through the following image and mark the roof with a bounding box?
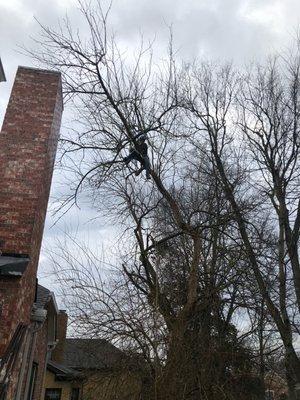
[0,255,30,277]
[18,65,61,76]
[0,58,6,82]
[47,360,81,381]
[35,284,59,313]
[63,339,126,370]
[35,285,51,308]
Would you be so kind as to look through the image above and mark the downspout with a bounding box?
[39,341,58,400]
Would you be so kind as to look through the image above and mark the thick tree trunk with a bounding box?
[156,322,200,400]
[209,150,300,400]
[155,314,232,400]
[285,345,300,400]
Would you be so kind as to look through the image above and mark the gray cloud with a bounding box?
[105,0,296,61]
[1,0,300,297]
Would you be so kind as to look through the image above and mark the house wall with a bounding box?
[81,370,142,400]
[0,66,62,353]
[42,368,143,400]
[42,370,81,400]
[0,66,63,399]
[33,321,48,400]
[52,310,68,364]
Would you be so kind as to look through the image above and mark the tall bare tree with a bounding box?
[184,59,300,398]
[27,2,300,398]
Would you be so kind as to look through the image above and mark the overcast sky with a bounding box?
[1,0,300,299]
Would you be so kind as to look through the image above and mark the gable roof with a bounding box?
[36,284,58,313]
[63,338,126,370]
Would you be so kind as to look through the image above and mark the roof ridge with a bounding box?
[37,283,51,292]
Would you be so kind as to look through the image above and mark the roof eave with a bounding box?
[47,361,81,380]
[49,292,59,314]
[0,58,6,82]
[0,255,30,277]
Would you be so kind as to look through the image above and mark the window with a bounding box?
[70,388,80,400]
[27,362,38,400]
[44,388,62,400]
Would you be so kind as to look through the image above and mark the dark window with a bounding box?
[27,362,38,400]
[70,388,80,400]
[44,388,62,400]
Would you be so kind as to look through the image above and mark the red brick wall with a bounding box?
[0,66,62,256]
[51,310,68,364]
[0,66,62,355]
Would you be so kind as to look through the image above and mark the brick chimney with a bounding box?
[0,66,62,257]
[0,67,63,354]
[52,310,68,364]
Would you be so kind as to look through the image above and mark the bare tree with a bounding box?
[26,2,299,399]
[184,58,300,398]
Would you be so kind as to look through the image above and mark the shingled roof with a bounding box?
[35,284,58,312]
[63,338,127,370]
[47,360,81,381]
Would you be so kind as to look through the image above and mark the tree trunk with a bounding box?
[155,313,229,400]
[285,345,300,400]
[156,321,200,400]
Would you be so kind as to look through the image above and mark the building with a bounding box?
[32,285,71,400]
[43,360,82,400]
[61,339,143,400]
[0,64,63,399]
[43,313,149,400]
[0,60,146,400]
[42,310,83,400]
[45,338,146,400]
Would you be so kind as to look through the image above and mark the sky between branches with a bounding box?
[1,0,300,294]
